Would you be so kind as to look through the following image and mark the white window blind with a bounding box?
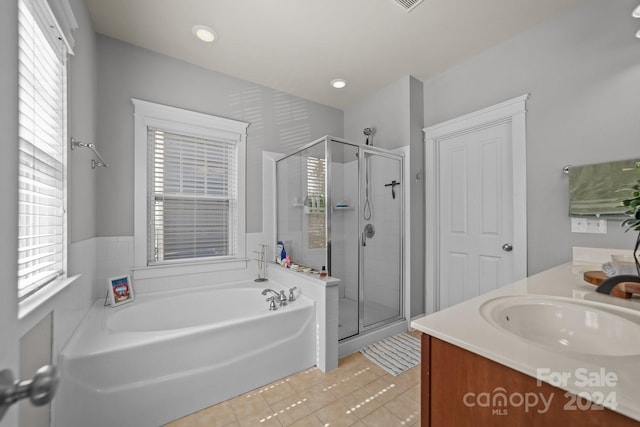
[148,128,238,264]
[17,0,68,301]
[306,156,326,249]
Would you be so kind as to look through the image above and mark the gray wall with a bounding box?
[96,36,344,236]
[344,76,426,318]
[409,77,425,318]
[422,0,640,274]
[68,0,99,243]
[344,76,411,150]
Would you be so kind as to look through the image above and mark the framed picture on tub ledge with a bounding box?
[107,275,135,307]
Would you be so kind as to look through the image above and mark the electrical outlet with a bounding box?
[588,218,607,234]
[571,218,586,233]
[571,218,607,234]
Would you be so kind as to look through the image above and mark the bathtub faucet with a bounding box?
[261,289,286,308]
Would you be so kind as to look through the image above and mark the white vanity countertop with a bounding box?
[411,261,640,422]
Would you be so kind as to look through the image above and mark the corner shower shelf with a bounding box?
[333,205,352,211]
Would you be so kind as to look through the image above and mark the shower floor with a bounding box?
[339,297,400,340]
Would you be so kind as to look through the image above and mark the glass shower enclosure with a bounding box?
[276,136,404,341]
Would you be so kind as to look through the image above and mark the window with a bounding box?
[17,0,72,301]
[306,156,326,249]
[133,99,248,273]
[148,129,237,263]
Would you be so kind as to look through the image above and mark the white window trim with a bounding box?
[132,99,249,278]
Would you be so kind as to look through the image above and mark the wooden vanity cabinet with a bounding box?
[420,334,639,427]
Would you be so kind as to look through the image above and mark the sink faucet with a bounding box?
[595,275,640,298]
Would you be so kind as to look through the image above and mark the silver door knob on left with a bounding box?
[0,365,59,421]
[502,243,513,252]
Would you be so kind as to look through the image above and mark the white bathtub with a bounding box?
[55,281,316,427]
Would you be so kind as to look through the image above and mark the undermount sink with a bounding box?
[480,295,640,356]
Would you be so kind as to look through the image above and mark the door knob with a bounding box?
[0,365,59,421]
[502,243,513,252]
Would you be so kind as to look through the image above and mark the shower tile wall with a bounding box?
[96,236,134,291]
[93,234,263,295]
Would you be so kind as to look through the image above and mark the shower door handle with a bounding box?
[361,231,366,247]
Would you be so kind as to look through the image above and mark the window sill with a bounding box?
[18,274,80,324]
[132,257,249,280]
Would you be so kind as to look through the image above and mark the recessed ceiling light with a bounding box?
[192,25,216,43]
[633,4,640,18]
[330,79,347,89]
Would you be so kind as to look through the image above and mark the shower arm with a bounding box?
[70,137,109,168]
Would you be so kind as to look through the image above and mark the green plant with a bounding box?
[620,167,640,275]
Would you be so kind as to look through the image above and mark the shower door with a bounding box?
[294,138,404,341]
[359,149,403,331]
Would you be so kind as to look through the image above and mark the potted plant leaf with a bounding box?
[620,165,640,275]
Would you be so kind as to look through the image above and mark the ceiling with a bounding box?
[85,0,581,110]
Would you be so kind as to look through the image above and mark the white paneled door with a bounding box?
[424,94,528,315]
[438,121,515,310]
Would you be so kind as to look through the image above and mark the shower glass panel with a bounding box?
[276,136,403,343]
[327,141,359,340]
[276,143,327,270]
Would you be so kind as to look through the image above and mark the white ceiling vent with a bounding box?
[393,0,424,12]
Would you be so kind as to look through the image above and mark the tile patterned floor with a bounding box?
[165,330,421,427]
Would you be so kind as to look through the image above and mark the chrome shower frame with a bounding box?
[275,135,405,341]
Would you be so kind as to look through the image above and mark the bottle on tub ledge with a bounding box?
[275,241,284,263]
[278,246,292,268]
[319,266,328,278]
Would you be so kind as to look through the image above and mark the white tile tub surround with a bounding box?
[93,233,267,295]
[91,234,340,371]
[266,263,340,372]
[20,237,97,353]
[95,236,134,295]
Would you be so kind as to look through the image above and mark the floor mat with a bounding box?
[359,333,420,376]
